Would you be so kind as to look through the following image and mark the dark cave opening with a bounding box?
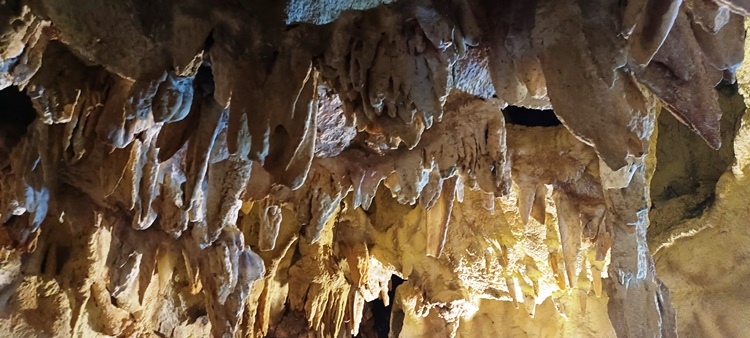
[0,85,36,128]
[195,63,215,95]
[365,274,404,338]
[0,85,35,167]
[503,105,561,127]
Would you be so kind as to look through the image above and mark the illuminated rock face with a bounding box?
[0,0,748,337]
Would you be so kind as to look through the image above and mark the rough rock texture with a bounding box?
[650,25,750,338]
[0,0,748,337]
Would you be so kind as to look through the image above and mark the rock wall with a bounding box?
[650,23,750,338]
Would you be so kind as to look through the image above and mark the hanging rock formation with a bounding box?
[0,0,748,337]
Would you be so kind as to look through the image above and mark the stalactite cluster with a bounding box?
[0,0,748,337]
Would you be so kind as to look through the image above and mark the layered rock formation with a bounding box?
[0,0,748,337]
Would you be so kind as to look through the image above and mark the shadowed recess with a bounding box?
[0,85,36,128]
[368,275,404,338]
[503,106,561,127]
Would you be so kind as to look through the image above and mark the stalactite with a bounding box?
[0,0,747,337]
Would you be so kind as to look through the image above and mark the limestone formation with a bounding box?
[0,0,748,337]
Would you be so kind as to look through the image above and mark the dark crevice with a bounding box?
[289,245,303,267]
[186,305,207,325]
[203,31,215,53]
[503,105,561,127]
[687,193,716,218]
[195,63,215,96]
[717,78,739,96]
[39,245,50,275]
[54,245,71,275]
[368,275,404,338]
[195,32,215,95]
[0,85,36,129]
[0,85,35,168]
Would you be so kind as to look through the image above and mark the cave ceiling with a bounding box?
[0,0,749,337]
